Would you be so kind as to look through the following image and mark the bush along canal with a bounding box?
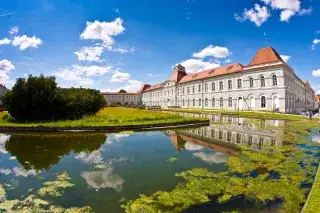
[0,114,319,213]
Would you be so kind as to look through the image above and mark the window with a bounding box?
[193,99,195,107]
[198,84,201,92]
[220,97,224,107]
[212,82,215,91]
[236,133,241,143]
[192,86,195,93]
[177,89,179,95]
[228,97,233,107]
[261,96,266,108]
[228,80,232,89]
[205,98,208,107]
[187,87,190,94]
[219,81,223,90]
[227,132,231,142]
[205,83,208,92]
[171,90,173,95]
[187,99,190,106]
[183,99,185,106]
[183,87,185,94]
[249,77,254,88]
[272,75,277,86]
[237,79,242,89]
[219,130,223,140]
[260,76,265,87]
[199,99,201,106]
[212,98,215,107]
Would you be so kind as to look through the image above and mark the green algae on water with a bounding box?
[38,172,74,197]
[167,157,178,162]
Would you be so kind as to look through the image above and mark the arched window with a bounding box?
[219,81,223,90]
[260,76,265,87]
[205,98,208,107]
[249,77,254,88]
[198,98,201,106]
[228,97,233,107]
[212,98,215,107]
[272,75,277,86]
[261,96,266,108]
[193,99,195,107]
[220,97,224,107]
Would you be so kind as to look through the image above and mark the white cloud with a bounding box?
[9,26,19,35]
[12,166,37,177]
[80,18,125,45]
[12,35,43,50]
[0,59,15,84]
[74,46,104,62]
[54,65,112,86]
[0,168,11,175]
[193,45,231,59]
[0,134,10,154]
[109,71,131,83]
[193,152,227,164]
[184,142,204,151]
[76,150,104,165]
[280,54,291,62]
[81,167,124,192]
[234,4,271,27]
[0,38,11,45]
[312,69,320,77]
[280,9,295,22]
[298,7,312,15]
[114,8,120,13]
[312,39,320,50]
[106,133,130,144]
[261,0,311,22]
[107,46,135,54]
[316,30,320,34]
[180,58,220,74]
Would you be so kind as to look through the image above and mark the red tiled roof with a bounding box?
[100,92,140,95]
[138,84,151,93]
[179,63,243,83]
[144,82,165,91]
[248,47,284,66]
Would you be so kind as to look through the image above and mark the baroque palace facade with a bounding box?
[102,47,317,113]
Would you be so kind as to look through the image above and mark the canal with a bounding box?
[0,114,318,212]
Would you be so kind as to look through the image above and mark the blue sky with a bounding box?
[0,0,319,93]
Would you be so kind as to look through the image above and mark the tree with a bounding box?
[1,75,106,121]
[119,89,127,93]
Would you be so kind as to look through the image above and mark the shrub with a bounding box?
[1,75,105,121]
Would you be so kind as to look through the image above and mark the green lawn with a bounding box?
[303,166,320,213]
[0,107,208,128]
[160,108,312,121]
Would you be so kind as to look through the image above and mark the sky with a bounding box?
[0,0,319,93]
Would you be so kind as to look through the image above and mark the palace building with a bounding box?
[102,47,317,113]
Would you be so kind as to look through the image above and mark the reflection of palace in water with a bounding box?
[166,114,284,153]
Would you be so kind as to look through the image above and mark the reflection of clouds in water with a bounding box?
[75,150,103,165]
[184,142,204,151]
[0,134,10,154]
[12,166,37,177]
[0,168,11,175]
[312,134,320,143]
[81,167,124,192]
[105,134,130,144]
[193,152,227,164]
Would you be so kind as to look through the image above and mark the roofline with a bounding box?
[100,92,140,95]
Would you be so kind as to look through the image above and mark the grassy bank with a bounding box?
[160,108,313,120]
[303,165,320,213]
[0,107,208,128]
